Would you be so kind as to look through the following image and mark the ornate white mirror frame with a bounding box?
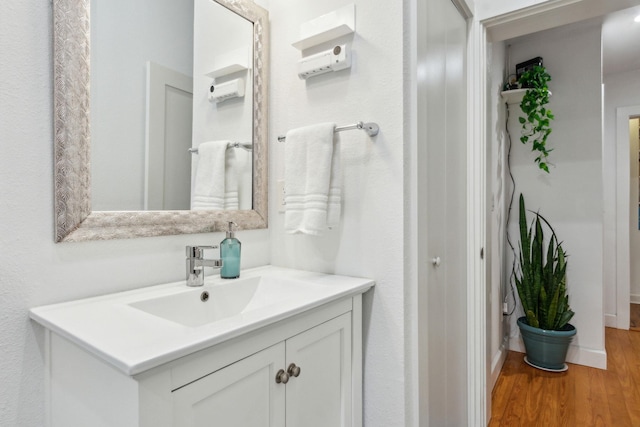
[53,0,269,242]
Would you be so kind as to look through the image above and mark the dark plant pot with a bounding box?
[517,317,576,372]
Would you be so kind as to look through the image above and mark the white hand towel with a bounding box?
[192,141,238,210]
[284,122,341,235]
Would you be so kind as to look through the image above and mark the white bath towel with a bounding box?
[192,141,238,210]
[284,122,341,235]
[224,147,239,210]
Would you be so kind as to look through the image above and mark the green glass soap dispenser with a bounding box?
[220,221,241,279]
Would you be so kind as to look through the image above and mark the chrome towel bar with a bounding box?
[188,142,253,154]
[277,121,379,142]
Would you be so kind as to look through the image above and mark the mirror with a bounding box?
[53,0,269,242]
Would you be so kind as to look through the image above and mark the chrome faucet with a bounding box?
[186,246,223,287]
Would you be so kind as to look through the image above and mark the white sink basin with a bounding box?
[128,276,311,327]
[29,265,374,375]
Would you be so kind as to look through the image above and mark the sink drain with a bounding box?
[200,291,209,302]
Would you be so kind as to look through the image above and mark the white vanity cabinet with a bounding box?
[32,266,373,427]
[173,342,286,426]
[173,313,352,427]
[45,296,363,427]
[285,313,352,427]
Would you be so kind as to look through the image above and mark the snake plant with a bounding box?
[515,194,574,330]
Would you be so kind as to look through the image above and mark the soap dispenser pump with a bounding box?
[220,221,241,279]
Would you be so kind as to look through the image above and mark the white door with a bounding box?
[419,0,468,425]
[629,118,640,307]
[615,107,640,329]
[285,313,352,427]
[145,61,193,210]
[172,343,286,427]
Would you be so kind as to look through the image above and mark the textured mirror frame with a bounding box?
[53,0,269,242]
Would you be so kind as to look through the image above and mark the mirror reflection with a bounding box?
[90,0,253,212]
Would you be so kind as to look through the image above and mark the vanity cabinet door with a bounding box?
[172,342,286,427]
[285,313,352,427]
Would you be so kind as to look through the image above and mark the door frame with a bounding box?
[466,16,488,427]
[615,106,640,330]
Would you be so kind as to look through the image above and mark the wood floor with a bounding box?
[489,327,640,426]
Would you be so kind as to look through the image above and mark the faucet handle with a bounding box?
[186,245,218,258]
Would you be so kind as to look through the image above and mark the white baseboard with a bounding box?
[508,336,607,370]
[490,343,507,391]
[631,294,640,304]
[605,313,617,328]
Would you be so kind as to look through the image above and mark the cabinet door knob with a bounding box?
[287,363,301,378]
[275,369,289,384]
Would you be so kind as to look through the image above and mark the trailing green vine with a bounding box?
[518,65,554,173]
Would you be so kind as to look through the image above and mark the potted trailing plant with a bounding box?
[518,65,554,173]
[515,193,576,371]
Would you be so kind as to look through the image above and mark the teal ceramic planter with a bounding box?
[517,317,576,371]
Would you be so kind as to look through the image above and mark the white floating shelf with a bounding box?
[292,4,355,51]
[206,63,247,79]
[500,89,526,105]
[501,88,552,105]
[206,47,251,79]
[292,24,354,51]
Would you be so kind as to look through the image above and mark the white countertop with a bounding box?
[30,266,374,376]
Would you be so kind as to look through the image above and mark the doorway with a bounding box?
[629,117,640,331]
[145,61,194,210]
[615,107,640,330]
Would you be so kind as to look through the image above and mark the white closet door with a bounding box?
[422,0,468,425]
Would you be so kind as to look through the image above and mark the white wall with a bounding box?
[267,0,406,425]
[2,0,410,426]
[504,19,606,368]
[0,2,269,426]
[91,0,194,210]
[603,69,640,321]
